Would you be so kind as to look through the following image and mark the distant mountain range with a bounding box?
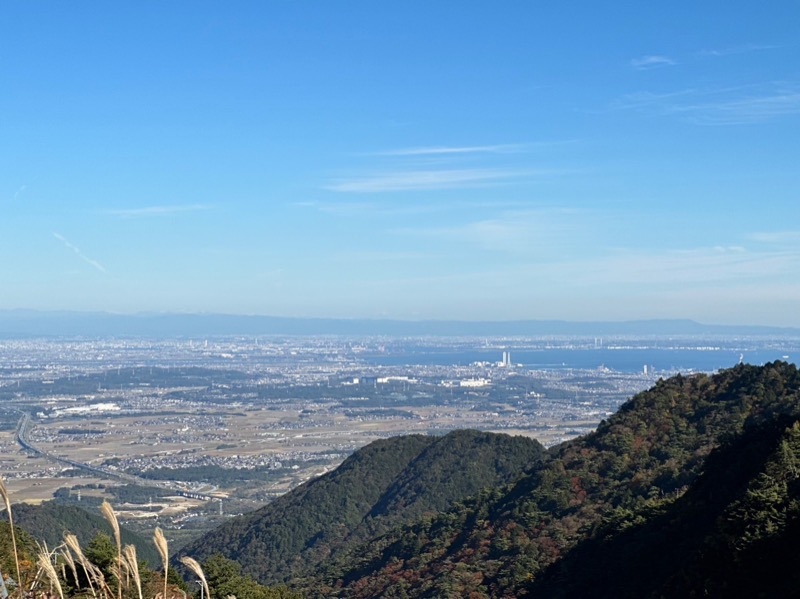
[1,310,798,338]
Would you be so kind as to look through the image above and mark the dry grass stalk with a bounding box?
[123,545,143,599]
[0,476,22,594]
[37,550,65,599]
[119,555,131,587]
[153,527,169,599]
[179,557,210,599]
[100,501,123,599]
[64,533,98,599]
[60,548,79,590]
[90,563,114,599]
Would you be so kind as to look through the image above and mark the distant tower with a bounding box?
[506,351,512,368]
[643,364,648,376]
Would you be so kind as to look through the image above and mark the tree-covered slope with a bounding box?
[528,414,800,598]
[318,362,800,598]
[2,501,161,567]
[361,430,546,533]
[0,521,37,584]
[182,430,546,585]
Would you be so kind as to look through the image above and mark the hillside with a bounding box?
[1,502,161,567]
[0,521,37,585]
[306,362,800,597]
[528,414,800,598]
[181,430,546,584]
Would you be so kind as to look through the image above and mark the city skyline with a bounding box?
[2,2,799,326]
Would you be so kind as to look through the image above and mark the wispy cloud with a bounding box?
[298,198,536,218]
[53,233,107,273]
[373,244,798,291]
[697,43,779,58]
[371,140,580,158]
[325,168,534,193]
[374,144,524,156]
[328,250,429,263]
[398,208,583,253]
[327,239,800,324]
[306,200,442,217]
[569,246,778,285]
[106,204,211,218]
[630,55,676,70]
[330,139,576,194]
[747,231,800,245]
[672,85,800,125]
[614,88,701,110]
[631,44,776,69]
[439,217,535,252]
[615,82,800,124]
[13,185,26,201]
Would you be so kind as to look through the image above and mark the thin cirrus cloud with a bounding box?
[308,200,442,217]
[546,245,798,288]
[632,45,775,69]
[747,231,800,245]
[105,204,212,218]
[397,208,582,253]
[630,55,676,70]
[52,232,107,274]
[328,250,429,263]
[615,82,800,124]
[671,85,800,125]
[325,168,531,193]
[697,43,779,58]
[373,144,525,156]
[361,245,796,291]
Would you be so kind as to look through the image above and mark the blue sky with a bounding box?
[2,2,799,325]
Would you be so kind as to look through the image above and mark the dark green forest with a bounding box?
[181,430,546,585]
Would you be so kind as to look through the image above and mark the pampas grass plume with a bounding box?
[123,545,143,599]
[100,501,123,599]
[179,557,210,599]
[154,527,169,599]
[38,551,65,599]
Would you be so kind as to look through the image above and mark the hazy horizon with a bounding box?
[3,3,799,326]
[2,309,800,339]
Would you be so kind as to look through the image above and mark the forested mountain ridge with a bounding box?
[528,414,800,598]
[306,362,800,597]
[181,430,547,585]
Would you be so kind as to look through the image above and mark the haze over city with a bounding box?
[2,2,799,326]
